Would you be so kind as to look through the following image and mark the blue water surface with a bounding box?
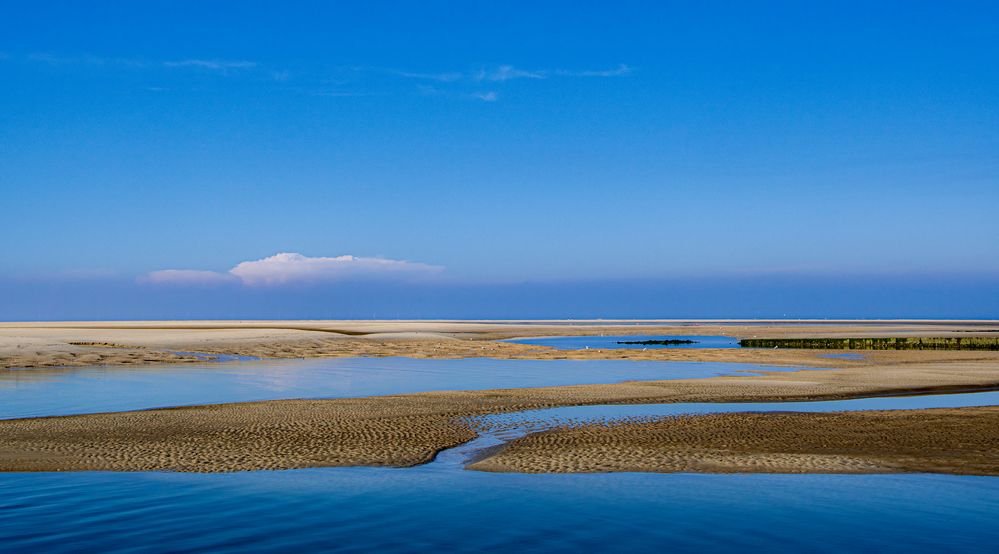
[1,470,996,553]
[0,357,792,419]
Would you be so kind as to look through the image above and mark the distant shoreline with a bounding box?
[4,319,999,370]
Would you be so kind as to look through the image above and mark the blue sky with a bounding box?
[2,2,998,318]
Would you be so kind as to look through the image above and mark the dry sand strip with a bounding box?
[469,407,999,476]
[2,360,999,473]
[4,319,999,369]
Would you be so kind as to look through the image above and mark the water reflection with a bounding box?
[0,357,809,419]
[1,470,996,553]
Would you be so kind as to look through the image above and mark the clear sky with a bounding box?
[2,1,998,319]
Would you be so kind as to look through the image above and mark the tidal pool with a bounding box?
[0,356,794,419]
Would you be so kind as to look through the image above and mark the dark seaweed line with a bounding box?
[616,339,699,346]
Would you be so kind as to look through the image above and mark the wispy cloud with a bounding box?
[390,63,633,102]
[311,89,371,97]
[142,252,443,286]
[163,59,257,70]
[25,52,132,67]
[11,53,631,102]
[20,53,261,73]
[556,64,633,77]
[393,69,464,82]
[475,65,547,82]
[384,64,632,85]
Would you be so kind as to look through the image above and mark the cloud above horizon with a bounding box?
[163,59,258,70]
[475,65,546,82]
[7,55,632,101]
[142,252,443,286]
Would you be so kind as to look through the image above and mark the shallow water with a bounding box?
[2,357,997,552]
[477,390,999,430]
[0,357,795,419]
[508,334,740,349]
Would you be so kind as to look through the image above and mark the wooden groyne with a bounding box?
[738,337,999,351]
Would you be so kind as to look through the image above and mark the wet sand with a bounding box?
[2,356,999,473]
[469,407,999,476]
[4,319,999,369]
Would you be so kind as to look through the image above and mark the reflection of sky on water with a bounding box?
[2,469,997,552]
[0,357,812,419]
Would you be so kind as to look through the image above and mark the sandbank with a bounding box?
[469,407,999,475]
[2,355,998,473]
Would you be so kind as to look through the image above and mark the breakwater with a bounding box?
[738,337,999,350]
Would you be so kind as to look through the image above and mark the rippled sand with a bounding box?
[469,407,999,475]
[2,356,998,473]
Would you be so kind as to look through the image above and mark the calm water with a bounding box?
[2,471,997,553]
[1,357,997,552]
[471,391,999,435]
[507,334,740,349]
[0,357,794,419]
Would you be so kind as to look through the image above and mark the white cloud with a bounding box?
[312,89,370,97]
[556,64,633,77]
[473,91,498,102]
[143,252,442,286]
[475,65,547,82]
[163,59,257,70]
[394,70,463,82]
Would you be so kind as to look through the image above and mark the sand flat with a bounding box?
[469,407,999,475]
[4,319,999,369]
[3,320,999,474]
[2,356,999,473]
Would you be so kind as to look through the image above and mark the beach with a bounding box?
[2,320,999,474]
